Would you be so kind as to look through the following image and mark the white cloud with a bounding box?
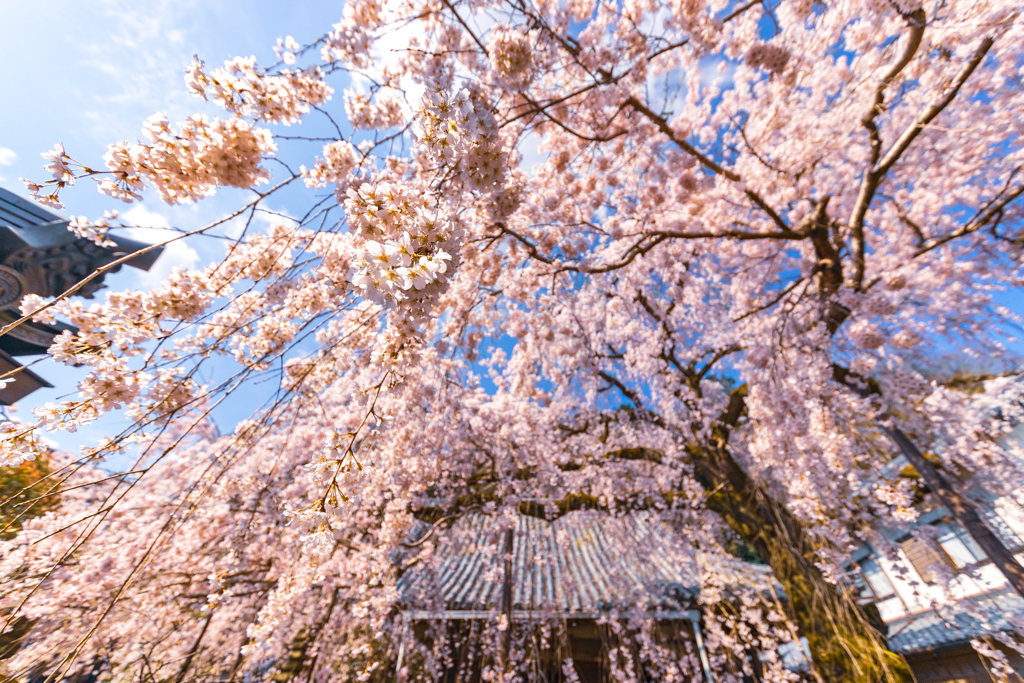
[74,0,211,140]
[0,146,15,179]
[119,204,200,290]
[699,56,737,89]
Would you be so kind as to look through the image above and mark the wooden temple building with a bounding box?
[0,187,163,404]
[395,511,782,682]
[397,492,1024,682]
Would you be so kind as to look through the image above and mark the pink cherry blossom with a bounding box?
[6,0,1024,680]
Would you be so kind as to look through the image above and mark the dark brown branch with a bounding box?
[439,0,489,56]
[493,222,554,263]
[173,612,213,683]
[848,34,993,290]
[914,178,1024,256]
[875,37,993,178]
[597,370,666,428]
[732,277,807,322]
[624,96,793,234]
[500,527,514,667]
[864,12,927,169]
[624,96,738,180]
[572,234,669,273]
[503,79,613,126]
[655,228,799,241]
[848,12,926,291]
[736,121,788,176]
[519,92,628,142]
[894,206,926,245]
[695,345,744,382]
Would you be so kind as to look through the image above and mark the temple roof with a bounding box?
[0,186,166,364]
[397,510,773,617]
[0,187,162,271]
[887,588,1024,654]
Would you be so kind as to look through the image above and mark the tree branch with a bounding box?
[624,96,793,234]
[439,0,489,57]
[597,370,666,428]
[914,177,1024,256]
[848,34,993,290]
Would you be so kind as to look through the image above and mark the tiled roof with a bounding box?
[397,510,772,616]
[887,589,1024,653]
[0,186,63,233]
[0,187,162,271]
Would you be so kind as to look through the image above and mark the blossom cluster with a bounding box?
[414,83,508,191]
[20,180,64,209]
[343,89,406,130]
[273,35,301,65]
[21,143,80,208]
[7,220,343,445]
[102,112,276,204]
[17,264,219,432]
[41,142,74,184]
[184,56,333,125]
[67,211,119,248]
[486,167,526,221]
[320,0,385,67]
[487,25,534,87]
[0,422,44,468]
[344,181,458,309]
[304,140,361,188]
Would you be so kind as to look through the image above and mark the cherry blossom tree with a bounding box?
[3,0,1024,680]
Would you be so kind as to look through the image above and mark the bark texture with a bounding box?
[694,387,914,683]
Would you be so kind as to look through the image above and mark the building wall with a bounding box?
[862,495,1024,622]
[904,642,1024,683]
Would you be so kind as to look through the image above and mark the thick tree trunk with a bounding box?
[884,426,1024,598]
[270,588,340,683]
[700,463,911,682]
[693,388,913,683]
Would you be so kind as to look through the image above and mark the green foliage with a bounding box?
[1,455,58,540]
[723,535,766,565]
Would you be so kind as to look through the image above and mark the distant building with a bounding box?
[0,187,163,405]
[855,510,1024,681]
[854,388,1024,682]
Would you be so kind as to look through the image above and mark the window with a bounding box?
[859,559,896,599]
[900,536,956,583]
[990,497,1024,550]
[937,523,987,568]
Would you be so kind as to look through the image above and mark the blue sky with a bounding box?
[1,1,1022,457]
[0,1,351,453]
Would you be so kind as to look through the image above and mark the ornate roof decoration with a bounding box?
[0,187,165,403]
